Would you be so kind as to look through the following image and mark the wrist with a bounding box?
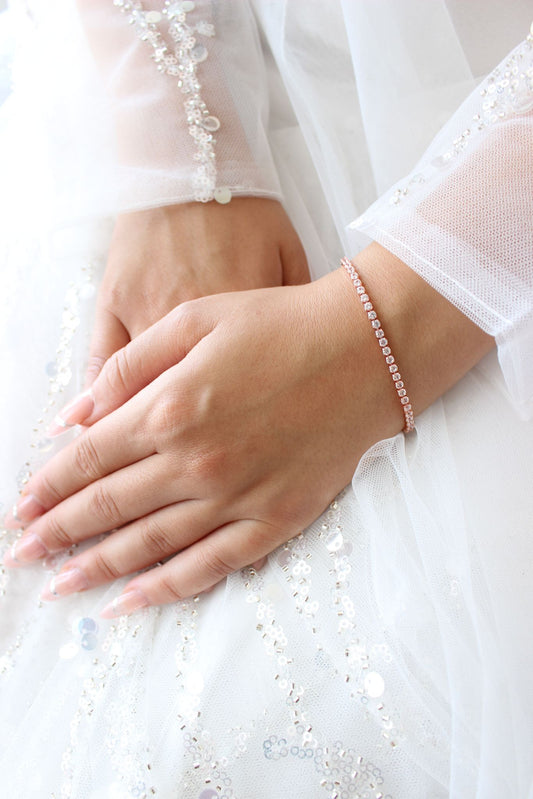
[308,268,404,460]
[344,242,495,433]
[342,257,414,433]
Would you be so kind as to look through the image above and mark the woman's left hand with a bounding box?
[3,245,494,615]
[3,268,395,615]
[84,198,309,385]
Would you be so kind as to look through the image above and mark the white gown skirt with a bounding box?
[0,214,532,799]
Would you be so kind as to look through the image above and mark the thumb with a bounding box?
[84,307,130,388]
[50,299,214,432]
[47,307,130,437]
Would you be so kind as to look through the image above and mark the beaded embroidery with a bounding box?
[350,24,533,216]
[242,501,398,798]
[0,261,96,662]
[113,0,222,203]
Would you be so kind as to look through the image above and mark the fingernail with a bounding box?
[47,389,94,437]
[41,567,89,601]
[100,588,149,619]
[2,545,21,568]
[9,532,48,563]
[3,494,45,529]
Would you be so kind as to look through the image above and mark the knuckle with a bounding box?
[194,543,234,581]
[267,487,309,531]
[46,514,73,550]
[89,484,121,526]
[157,574,185,603]
[170,299,197,329]
[168,298,208,344]
[149,394,179,437]
[104,347,133,395]
[92,550,122,582]
[37,474,63,507]
[73,436,104,482]
[189,447,226,483]
[85,355,106,383]
[105,284,127,310]
[139,518,175,557]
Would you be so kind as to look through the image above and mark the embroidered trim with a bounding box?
[114,0,221,202]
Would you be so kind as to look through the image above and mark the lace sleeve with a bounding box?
[350,26,533,416]
[8,0,281,220]
[77,0,281,209]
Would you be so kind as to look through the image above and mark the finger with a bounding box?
[18,398,155,523]
[100,518,289,615]
[40,498,221,600]
[8,454,175,563]
[85,307,130,388]
[49,299,215,430]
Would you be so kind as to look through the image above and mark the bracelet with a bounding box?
[341,257,415,433]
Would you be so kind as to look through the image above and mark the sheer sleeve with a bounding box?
[76,0,281,209]
[349,28,533,416]
[8,0,281,220]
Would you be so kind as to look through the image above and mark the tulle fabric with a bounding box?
[1,2,532,797]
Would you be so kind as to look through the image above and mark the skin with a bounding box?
[85,198,310,383]
[3,238,495,616]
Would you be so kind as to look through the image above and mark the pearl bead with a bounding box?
[144,10,162,23]
[214,187,232,204]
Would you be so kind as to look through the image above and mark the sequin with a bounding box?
[201,114,220,131]
[80,632,98,651]
[385,28,533,206]
[325,529,344,552]
[116,0,221,202]
[59,642,80,660]
[167,2,184,16]
[191,44,208,63]
[364,672,385,698]
[196,20,215,37]
[36,437,54,453]
[145,10,162,23]
[265,582,284,602]
[78,617,98,635]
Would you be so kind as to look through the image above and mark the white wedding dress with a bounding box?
[0,2,532,797]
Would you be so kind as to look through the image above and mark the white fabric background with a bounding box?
[0,2,532,797]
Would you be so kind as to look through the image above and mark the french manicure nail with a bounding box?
[41,567,89,601]
[10,532,48,563]
[4,494,45,529]
[47,389,94,437]
[2,545,21,568]
[100,588,149,619]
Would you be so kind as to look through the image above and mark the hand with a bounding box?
[4,245,494,614]
[4,269,392,614]
[85,197,310,385]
